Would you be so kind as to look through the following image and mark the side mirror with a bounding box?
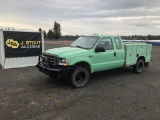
[95,47,105,53]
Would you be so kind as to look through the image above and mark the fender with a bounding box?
[69,57,94,73]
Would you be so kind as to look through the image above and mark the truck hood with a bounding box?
[44,47,89,58]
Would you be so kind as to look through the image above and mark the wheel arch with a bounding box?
[137,56,145,63]
[74,61,92,74]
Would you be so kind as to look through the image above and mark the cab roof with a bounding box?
[85,35,121,38]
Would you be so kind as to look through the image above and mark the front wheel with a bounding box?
[133,59,144,73]
[70,66,90,88]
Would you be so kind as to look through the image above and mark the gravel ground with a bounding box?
[0,45,160,120]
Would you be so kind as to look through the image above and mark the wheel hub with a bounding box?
[76,72,86,84]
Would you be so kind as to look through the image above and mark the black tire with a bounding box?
[133,59,144,73]
[70,66,90,88]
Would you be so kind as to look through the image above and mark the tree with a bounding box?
[39,28,42,32]
[47,29,54,39]
[44,30,47,38]
[53,21,61,39]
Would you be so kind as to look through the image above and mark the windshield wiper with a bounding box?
[75,46,84,48]
[70,45,89,50]
[71,45,85,49]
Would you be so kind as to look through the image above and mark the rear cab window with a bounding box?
[114,37,122,49]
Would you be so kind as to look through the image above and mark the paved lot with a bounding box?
[0,45,160,120]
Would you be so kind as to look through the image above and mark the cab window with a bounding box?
[114,37,122,49]
[97,37,113,50]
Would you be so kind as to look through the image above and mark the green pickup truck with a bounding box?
[37,35,152,88]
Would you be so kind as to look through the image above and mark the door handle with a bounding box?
[114,52,116,56]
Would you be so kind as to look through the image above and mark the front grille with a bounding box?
[43,53,58,66]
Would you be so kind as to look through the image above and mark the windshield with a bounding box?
[71,36,100,49]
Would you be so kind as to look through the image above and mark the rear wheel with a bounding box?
[70,66,90,88]
[133,59,144,73]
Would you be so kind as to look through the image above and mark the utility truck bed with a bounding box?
[124,42,152,66]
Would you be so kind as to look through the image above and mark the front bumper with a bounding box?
[37,63,73,76]
[36,56,73,76]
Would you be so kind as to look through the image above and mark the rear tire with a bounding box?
[133,59,144,73]
[70,66,90,88]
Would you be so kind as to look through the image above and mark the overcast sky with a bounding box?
[0,0,160,35]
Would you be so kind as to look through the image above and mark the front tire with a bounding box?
[133,59,144,73]
[70,66,90,88]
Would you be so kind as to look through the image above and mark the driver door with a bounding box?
[92,37,116,72]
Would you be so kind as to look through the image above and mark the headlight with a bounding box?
[59,58,69,66]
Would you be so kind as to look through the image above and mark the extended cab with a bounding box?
[36,35,152,88]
